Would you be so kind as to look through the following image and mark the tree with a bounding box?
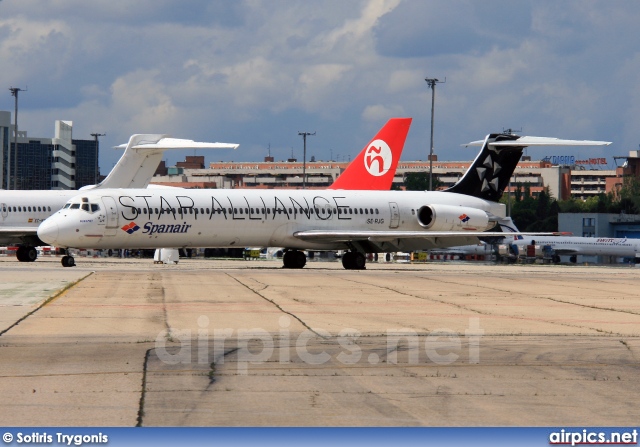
[403,172,442,191]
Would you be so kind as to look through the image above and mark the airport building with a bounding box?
[152,156,573,199]
[152,155,633,202]
[0,111,98,190]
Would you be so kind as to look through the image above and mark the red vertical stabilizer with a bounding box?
[329,118,412,190]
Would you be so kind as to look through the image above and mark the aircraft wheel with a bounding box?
[552,255,561,264]
[352,252,366,270]
[16,246,26,262]
[341,252,354,269]
[61,255,76,267]
[342,252,366,270]
[283,250,306,269]
[25,246,38,262]
[569,255,577,264]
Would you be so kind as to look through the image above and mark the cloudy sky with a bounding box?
[1,0,639,172]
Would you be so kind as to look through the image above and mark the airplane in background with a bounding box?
[504,229,640,263]
[0,134,239,262]
[38,128,610,268]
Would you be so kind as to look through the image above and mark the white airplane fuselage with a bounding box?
[38,188,506,252]
[0,190,85,245]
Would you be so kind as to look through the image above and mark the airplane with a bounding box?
[504,230,640,263]
[0,134,239,262]
[37,129,611,269]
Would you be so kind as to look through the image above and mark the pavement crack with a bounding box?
[136,348,152,427]
[224,272,325,338]
[0,272,94,337]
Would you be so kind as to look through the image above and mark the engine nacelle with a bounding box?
[417,204,496,232]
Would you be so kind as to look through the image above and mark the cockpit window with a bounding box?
[81,204,89,211]
[63,204,71,209]
[70,204,80,209]
[91,204,100,212]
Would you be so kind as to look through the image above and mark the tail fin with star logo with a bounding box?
[444,132,611,202]
[329,118,411,191]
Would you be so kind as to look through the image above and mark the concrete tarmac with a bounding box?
[0,256,639,426]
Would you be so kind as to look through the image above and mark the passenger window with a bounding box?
[206,208,210,214]
[201,208,204,214]
[194,208,198,215]
[38,206,42,212]
[48,206,51,212]
[28,206,32,212]
[365,209,368,215]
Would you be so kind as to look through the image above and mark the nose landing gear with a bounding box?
[61,250,75,267]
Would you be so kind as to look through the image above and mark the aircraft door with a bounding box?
[101,196,119,236]
[1,203,7,220]
[389,202,400,228]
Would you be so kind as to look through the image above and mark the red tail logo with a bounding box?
[364,140,392,177]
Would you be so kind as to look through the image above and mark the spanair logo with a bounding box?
[364,139,392,177]
[459,214,470,223]
[121,222,140,234]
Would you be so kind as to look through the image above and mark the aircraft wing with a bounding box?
[0,227,38,245]
[294,230,560,243]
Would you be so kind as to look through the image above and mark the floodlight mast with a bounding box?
[298,131,316,189]
[425,77,445,191]
[8,87,27,190]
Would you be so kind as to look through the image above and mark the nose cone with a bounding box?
[38,218,59,246]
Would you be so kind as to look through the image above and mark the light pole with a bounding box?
[298,131,315,189]
[90,133,105,184]
[425,77,445,191]
[9,87,26,190]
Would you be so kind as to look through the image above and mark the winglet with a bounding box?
[329,118,412,190]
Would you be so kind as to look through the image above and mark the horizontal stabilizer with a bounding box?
[464,136,611,147]
[92,134,239,190]
[114,137,239,151]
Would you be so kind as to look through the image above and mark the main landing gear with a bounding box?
[281,249,367,270]
[341,251,366,270]
[61,250,75,267]
[282,250,307,269]
[16,246,38,263]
